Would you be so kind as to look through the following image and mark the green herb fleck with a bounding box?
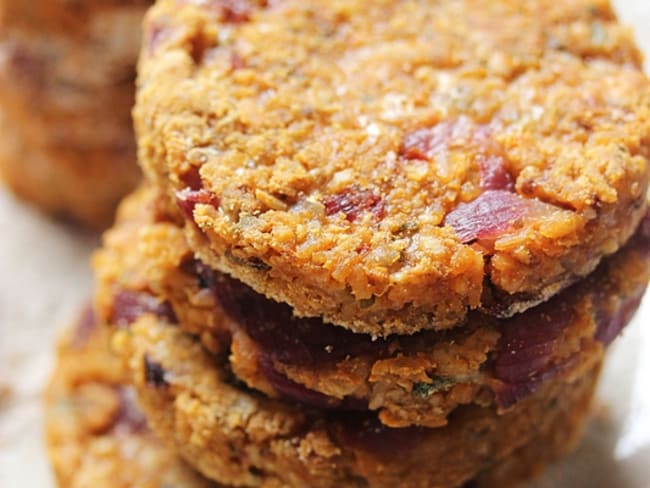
[394,221,419,236]
[412,377,456,399]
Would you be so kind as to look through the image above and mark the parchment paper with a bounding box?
[1,1,649,486]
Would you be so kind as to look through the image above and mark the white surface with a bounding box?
[0,0,649,486]
[0,191,96,488]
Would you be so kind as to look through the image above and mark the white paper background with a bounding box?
[0,1,649,486]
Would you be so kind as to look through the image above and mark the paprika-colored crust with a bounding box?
[135,0,649,334]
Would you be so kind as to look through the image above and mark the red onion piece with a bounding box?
[491,218,649,409]
[594,213,649,345]
[323,186,385,222]
[494,298,574,384]
[176,188,220,220]
[338,414,429,460]
[402,119,515,192]
[491,294,578,409]
[179,166,203,191]
[401,119,473,160]
[595,286,646,345]
[258,356,367,410]
[478,154,515,191]
[444,190,536,243]
[209,268,390,367]
[493,356,577,410]
[110,291,176,328]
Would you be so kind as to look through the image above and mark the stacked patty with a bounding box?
[90,184,648,487]
[0,0,150,227]
[46,0,650,487]
[46,293,604,488]
[135,0,648,334]
[45,308,218,488]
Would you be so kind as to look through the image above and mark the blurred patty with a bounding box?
[44,307,218,488]
[0,0,149,226]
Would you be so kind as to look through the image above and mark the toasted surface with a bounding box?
[44,308,217,488]
[94,185,649,427]
[135,0,650,334]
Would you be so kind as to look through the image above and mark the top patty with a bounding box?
[135,0,650,335]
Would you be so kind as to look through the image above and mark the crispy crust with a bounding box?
[45,306,595,488]
[0,0,147,227]
[44,308,217,488]
[135,0,650,335]
[111,312,599,488]
[94,185,648,427]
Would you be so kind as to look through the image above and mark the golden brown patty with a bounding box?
[110,311,600,488]
[44,307,217,488]
[0,0,148,227]
[94,185,649,427]
[135,0,649,335]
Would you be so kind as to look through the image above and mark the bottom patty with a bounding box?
[44,308,217,488]
[112,310,600,488]
[46,306,598,488]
